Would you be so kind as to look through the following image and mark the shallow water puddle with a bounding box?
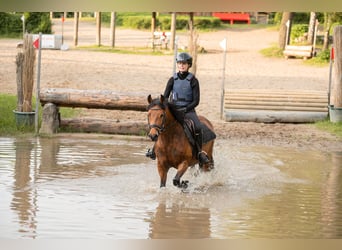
[0,136,341,238]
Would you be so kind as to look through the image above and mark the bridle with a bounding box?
[147,107,166,134]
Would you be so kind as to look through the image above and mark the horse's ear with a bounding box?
[160,94,165,103]
[147,94,152,104]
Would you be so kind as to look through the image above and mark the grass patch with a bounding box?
[0,94,81,136]
[303,49,330,67]
[75,45,173,55]
[259,45,284,58]
[303,57,330,67]
[0,94,36,135]
[315,120,342,138]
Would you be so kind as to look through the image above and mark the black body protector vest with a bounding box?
[171,72,194,107]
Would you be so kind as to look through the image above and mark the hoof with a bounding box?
[173,179,189,189]
[180,180,189,189]
[173,178,180,187]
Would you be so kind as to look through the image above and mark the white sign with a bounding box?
[286,20,290,27]
[32,34,62,49]
[220,38,227,51]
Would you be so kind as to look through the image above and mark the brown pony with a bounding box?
[147,94,215,188]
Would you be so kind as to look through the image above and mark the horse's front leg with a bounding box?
[173,161,189,188]
[157,161,168,188]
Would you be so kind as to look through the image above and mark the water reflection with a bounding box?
[321,152,342,238]
[210,149,342,239]
[148,196,211,239]
[0,136,342,238]
[11,138,38,238]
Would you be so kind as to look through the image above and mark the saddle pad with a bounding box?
[200,123,216,144]
[183,118,216,144]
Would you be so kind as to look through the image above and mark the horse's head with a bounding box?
[147,94,167,141]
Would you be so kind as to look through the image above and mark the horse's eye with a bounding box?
[160,113,164,119]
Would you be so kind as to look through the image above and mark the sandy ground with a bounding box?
[1,19,341,151]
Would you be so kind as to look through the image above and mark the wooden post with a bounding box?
[39,103,60,134]
[15,52,24,112]
[73,12,79,46]
[331,26,342,107]
[170,12,177,51]
[96,12,101,46]
[22,34,35,112]
[110,12,116,48]
[151,12,156,50]
[188,12,198,75]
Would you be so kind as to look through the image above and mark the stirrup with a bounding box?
[198,151,209,164]
[146,148,156,160]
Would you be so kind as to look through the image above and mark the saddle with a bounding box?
[168,103,216,152]
[183,118,216,150]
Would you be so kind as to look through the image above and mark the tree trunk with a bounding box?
[331,26,342,107]
[307,12,316,44]
[60,119,147,135]
[278,12,293,49]
[39,88,148,111]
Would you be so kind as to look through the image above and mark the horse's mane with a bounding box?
[147,95,168,110]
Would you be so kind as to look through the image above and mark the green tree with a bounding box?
[323,12,342,50]
[24,12,52,34]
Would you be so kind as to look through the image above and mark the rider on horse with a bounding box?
[146,52,211,165]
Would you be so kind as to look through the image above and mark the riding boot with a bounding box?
[145,145,156,160]
[195,130,210,165]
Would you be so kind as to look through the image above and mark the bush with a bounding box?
[0,12,52,37]
[291,24,308,43]
[122,16,152,29]
[25,12,52,34]
[292,12,310,23]
[307,49,331,65]
[0,12,22,37]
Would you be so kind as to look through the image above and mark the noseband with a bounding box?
[148,107,166,134]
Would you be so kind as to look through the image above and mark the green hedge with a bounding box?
[0,12,52,37]
[0,12,22,36]
[102,13,222,30]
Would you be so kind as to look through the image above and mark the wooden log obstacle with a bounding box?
[39,88,150,135]
[283,45,314,60]
[224,89,328,123]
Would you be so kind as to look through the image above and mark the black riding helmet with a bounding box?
[176,52,192,67]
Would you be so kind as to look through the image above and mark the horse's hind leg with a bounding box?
[200,142,214,171]
[199,158,214,171]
